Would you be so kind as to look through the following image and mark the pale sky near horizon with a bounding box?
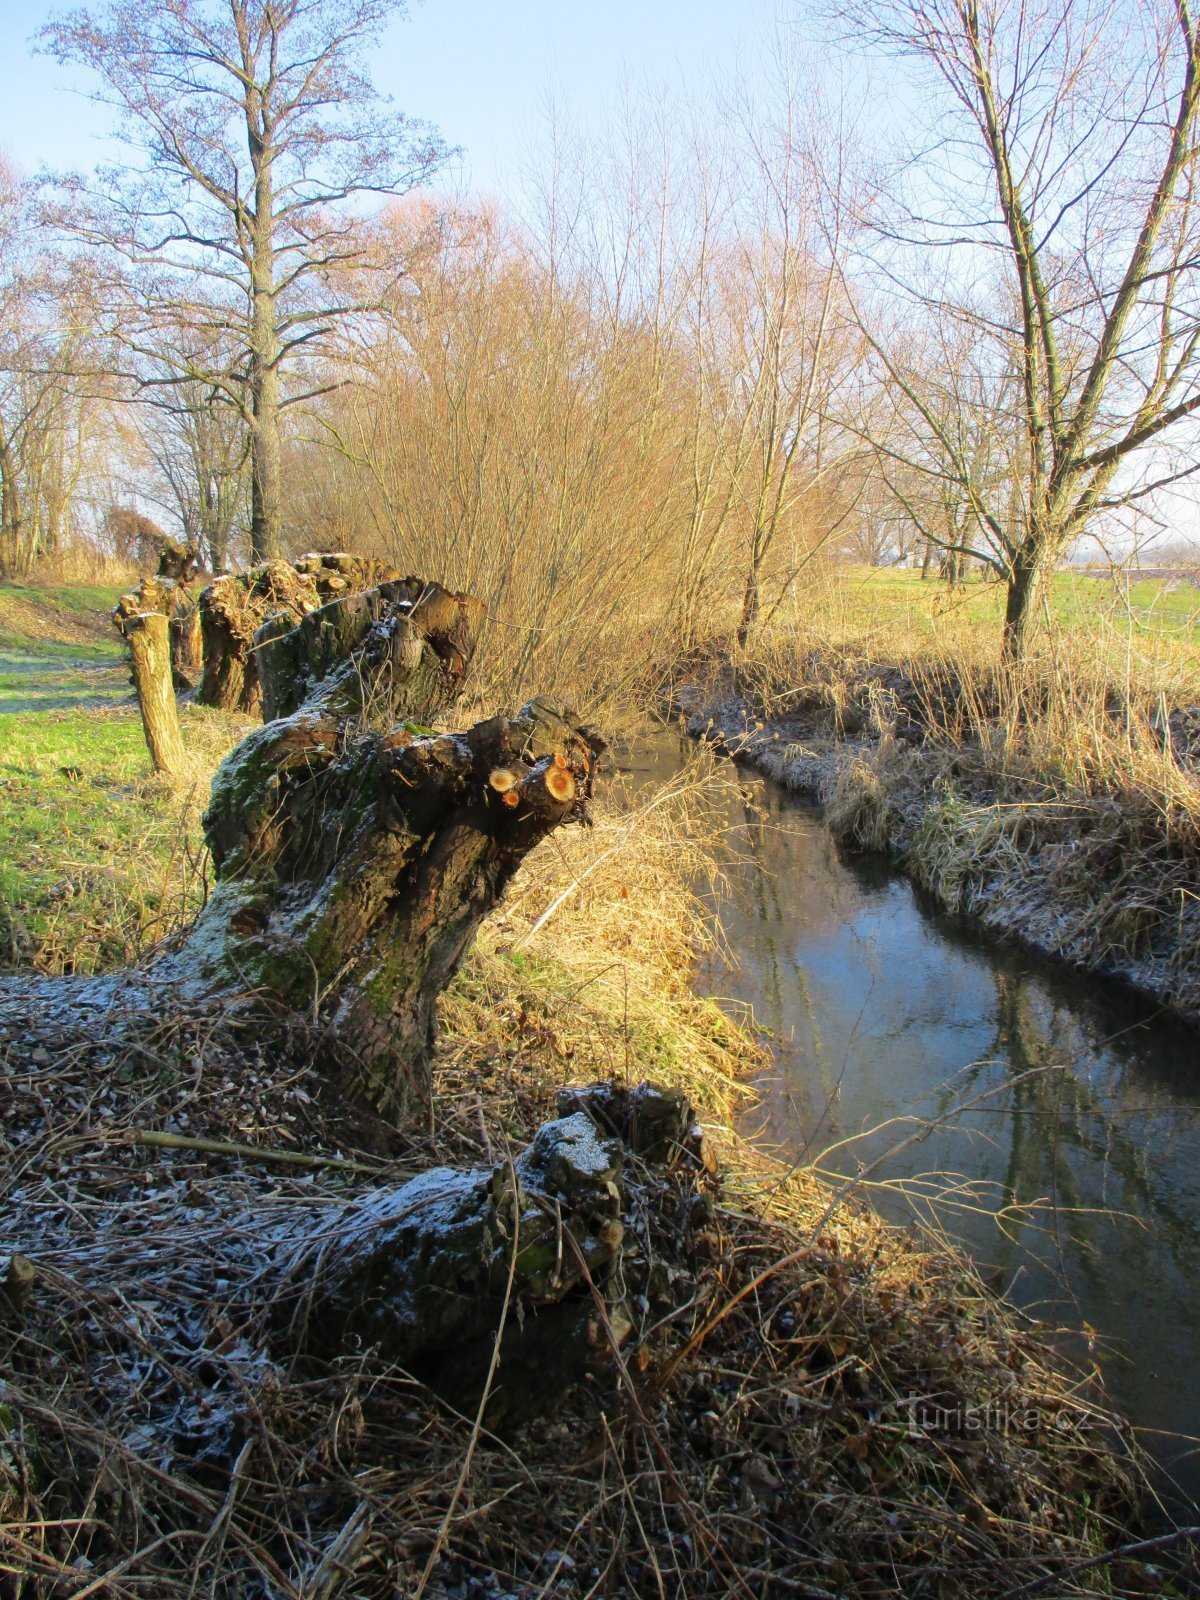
[0,0,786,205]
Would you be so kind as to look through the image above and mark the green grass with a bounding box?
[0,581,127,618]
[0,654,132,714]
[829,566,1200,661]
[0,581,247,975]
[0,701,245,974]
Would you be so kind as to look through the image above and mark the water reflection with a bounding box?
[612,735,1200,1504]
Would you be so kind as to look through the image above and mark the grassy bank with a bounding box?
[0,583,1181,1595]
[0,580,254,974]
[672,566,1200,1023]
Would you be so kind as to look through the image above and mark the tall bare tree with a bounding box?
[40,0,447,561]
[833,0,1200,662]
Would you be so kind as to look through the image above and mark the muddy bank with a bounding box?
[675,684,1200,1028]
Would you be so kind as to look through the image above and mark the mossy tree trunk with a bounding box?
[29,572,596,1124]
[168,578,601,1120]
[263,1081,709,1408]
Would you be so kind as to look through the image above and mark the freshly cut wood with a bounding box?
[6,575,602,1125]
[122,611,185,777]
[184,583,601,1116]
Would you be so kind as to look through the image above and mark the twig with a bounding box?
[997,1525,1200,1598]
[130,1129,403,1176]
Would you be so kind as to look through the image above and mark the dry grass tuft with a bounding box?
[443,753,764,1126]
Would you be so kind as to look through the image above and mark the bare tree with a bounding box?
[833,0,1200,662]
[864,319,1022,584]
[137,338,250,571]
[724,64,865,648]
[0,159,108,578]
[40,0,448,562]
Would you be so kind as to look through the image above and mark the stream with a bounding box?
[620,730,1200,1510]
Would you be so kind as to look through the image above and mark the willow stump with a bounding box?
[117,611,185,777]
[196,552,403,715]
[180,581,600,1114]
[11,576,593,1127]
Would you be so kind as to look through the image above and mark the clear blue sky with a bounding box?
[0,0,785,202]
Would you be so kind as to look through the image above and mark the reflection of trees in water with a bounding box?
[732,786,848,1136]
[699,747,1200,1338]
[965,970,1200,1313]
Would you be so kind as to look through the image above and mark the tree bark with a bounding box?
[736,563,761,650]
[197,560,316,713]
[123,612,185,777]
[0,426,24,579]
[248,110,282,565]
[1002,545,1047,666]
[114,568,204,691]
[256,577,484,724]
[196,553,402,715]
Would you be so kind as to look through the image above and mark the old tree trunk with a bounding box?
[195,551,403,714]
[112,574,599,1120]
[0,572,724,1400]
[122,611,184,777]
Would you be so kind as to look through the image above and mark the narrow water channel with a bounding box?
[617,731,1200,1510]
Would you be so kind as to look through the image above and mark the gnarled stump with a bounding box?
[115,577,599,1122]
[14,571,596,1123]
[256,578,485,724]
[260,1081,712,1408]
[195,552,402,715]
[197,560,317,713]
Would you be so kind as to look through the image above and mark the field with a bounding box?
[0,583,253,973]
[793,565,1200,666]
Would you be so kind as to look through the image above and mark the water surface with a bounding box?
[618,733,1200,1509]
